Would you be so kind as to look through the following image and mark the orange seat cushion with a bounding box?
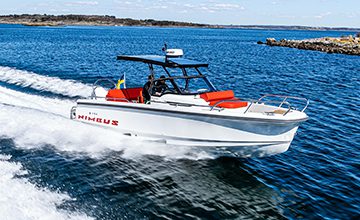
[200,90,235,102]
[122,88,143,101]
[106,89,127,102]
[106,88,144,103]
[210,100,248,108]
[201,90,247,108]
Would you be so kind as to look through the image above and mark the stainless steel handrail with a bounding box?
[258,94,309,112]
[243,100,292,115]
[89,96,130,103]
[210,99,246,111]
[152,98,294,116]
[150,100,214,108]
[93,78,116,88]
[86,90,308,117]
[105,97,131,102]
[91,79,116,99]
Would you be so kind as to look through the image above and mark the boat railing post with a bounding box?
[283,106,293,116]
[210,99,244,111]
[243,102,253,114]
[279,97,287,108]
[302,99,310,112]
[257,94,309,114]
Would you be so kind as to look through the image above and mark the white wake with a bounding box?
[0,154,93,220]
[0,67,212,220]
[0,86,73,117]
[0,66,93,97]
[0,103,210,159]
[0,67,212,160]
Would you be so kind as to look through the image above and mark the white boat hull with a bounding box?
[72,100,303,157]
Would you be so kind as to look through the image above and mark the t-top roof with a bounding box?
[117,55,209,68]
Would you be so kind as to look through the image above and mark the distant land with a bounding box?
[1,14,360,31]
[261,35,360,56]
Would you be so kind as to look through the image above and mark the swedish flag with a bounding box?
[116,74,125,89]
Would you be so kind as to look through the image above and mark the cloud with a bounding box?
[183,2,244,13]
[113,1,244,13]
[65,1,99,7]
[212,3,244,10]
[200,6,215,13]
[113,0,143,10]
[314,11,332,19]
[277,15,296,19]
[147,5,168,9]
[347,12,358,18]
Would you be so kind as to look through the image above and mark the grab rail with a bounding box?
[88,95,131,103]
[93,78,116,88]
[258,94,309,112]
[210,99,244,111]
[86,90,308,116]
[243,100,292,115]
[151,97,297,116]
[89,79,132,103]
[91,78,116,99]
[242,94,309,116]
[105,98,131,102]
[150,100,213,108]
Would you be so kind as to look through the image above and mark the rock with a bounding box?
[257,41,264,44]
[266,38,276,44]
[262,36,360,56]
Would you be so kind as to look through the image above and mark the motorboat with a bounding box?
[70,48,309,157]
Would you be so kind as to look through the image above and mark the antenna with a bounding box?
[162,42,168,53]
[162,43,184,62]
[162,42,168,62]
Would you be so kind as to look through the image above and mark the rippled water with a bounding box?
[0,24,359,219]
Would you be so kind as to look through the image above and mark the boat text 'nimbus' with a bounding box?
[77,115,119,126]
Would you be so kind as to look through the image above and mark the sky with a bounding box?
[0,0,359,27]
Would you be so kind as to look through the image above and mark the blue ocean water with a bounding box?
[0,24,359,219]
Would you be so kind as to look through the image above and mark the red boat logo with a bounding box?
[77,115,118,126]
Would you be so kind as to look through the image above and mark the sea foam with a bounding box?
[0,66,93,97]
[0,71,212,160]
[0,103,211,160]
[0,154,93,220]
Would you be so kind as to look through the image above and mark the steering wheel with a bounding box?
[197,88,209,93]
[162,88,178,94]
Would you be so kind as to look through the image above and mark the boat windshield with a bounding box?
[152,75,215,95]
[153,67,216,95]
[172,76,214,94]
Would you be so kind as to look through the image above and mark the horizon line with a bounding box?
[1,13,359,30]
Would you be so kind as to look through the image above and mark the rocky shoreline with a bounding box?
[1,14,360,31]
[0,14,208,28]
[259,35,360,56]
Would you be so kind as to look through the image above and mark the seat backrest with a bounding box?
[138,90,144,103]
[122,88,143,101]
[106,89,126,102]
[200,90,235,102]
